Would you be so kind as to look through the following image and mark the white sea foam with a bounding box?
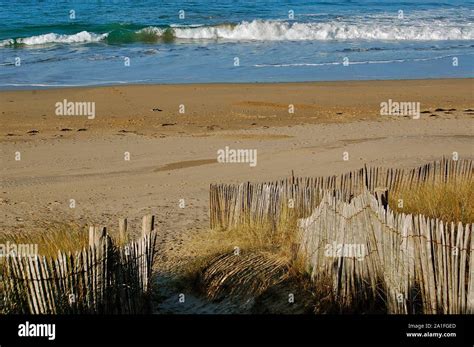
[136,26,166,35]
[0,39,14,46]
[253,54,461,67]
[1,20,473,47]
[1,31,108,46]
[168,20,474,41]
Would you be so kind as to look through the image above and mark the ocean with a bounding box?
[0,0,473,88]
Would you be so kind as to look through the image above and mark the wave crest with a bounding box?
[2,31,108,46]
[1,20,473,46]
[167,20,474,41]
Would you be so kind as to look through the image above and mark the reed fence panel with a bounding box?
[210,158,473,230]
[297,191,473,314]
[2,217,157,314]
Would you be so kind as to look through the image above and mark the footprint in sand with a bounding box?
[206,125,220,130]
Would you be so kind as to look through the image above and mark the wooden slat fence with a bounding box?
[297,191,473,314]
[210,158,473,230]
[2,216,157,314]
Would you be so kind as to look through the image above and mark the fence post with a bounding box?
[89,226,106,247]
[88,226,95,248]
[119,218,128,245]
[142,215,154,237]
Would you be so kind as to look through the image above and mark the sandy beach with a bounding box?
[1,78,473,311]
[2,0,474,341]
[1,79,473,230]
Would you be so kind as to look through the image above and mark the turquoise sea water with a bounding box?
[0,0,473,88]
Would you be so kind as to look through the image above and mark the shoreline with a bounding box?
[1,77,473,92]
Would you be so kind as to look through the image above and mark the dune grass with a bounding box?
[0,222,88,313]
[174,206,304,296]
[0,221,88,258]
[187,207,298,258]
[389,180,474,224]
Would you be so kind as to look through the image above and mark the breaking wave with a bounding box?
[1,19,473,47]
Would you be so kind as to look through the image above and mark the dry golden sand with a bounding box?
[1,79,473,312]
